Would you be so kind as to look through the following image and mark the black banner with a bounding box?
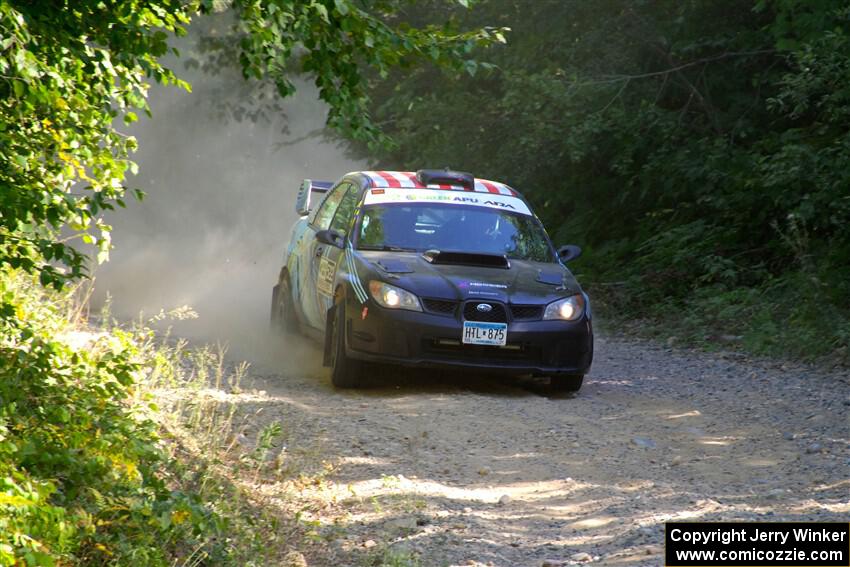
[665,522,849,566]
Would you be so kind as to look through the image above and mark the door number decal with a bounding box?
[317,256,336,297]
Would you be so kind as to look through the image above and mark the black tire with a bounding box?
[546,374,584,394]
[329,302,362,388]
[270,278,298,334]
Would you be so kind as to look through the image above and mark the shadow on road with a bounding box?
[166,330,849,566]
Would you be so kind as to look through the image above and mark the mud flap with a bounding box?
[322,306,335,366]
[269,284,280,327]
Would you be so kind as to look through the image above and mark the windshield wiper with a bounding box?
[357,245,417,252]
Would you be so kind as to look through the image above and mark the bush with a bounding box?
[343,0,850,364]
[0,270,222,566]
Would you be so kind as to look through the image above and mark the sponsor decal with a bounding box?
[363,188,531,216]
[457,281,507,294]
[317,256,336,297]
[484,200,516,210]
[469,281,508,289]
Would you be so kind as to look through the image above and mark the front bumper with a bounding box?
[344,299,593,376]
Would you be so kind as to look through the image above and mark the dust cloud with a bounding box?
[93,27,364,370]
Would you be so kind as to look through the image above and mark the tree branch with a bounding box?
[588,49,778,85]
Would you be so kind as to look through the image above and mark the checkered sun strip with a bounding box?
[361,171,518,196]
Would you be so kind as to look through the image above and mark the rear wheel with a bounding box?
[546,374,584,394]
[270,277,298,334]
[329,302,362,388]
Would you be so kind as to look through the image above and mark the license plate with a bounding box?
[462,321,508,346]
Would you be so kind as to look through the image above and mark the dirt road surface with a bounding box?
[213,332,848,567]
[89,37,845,565]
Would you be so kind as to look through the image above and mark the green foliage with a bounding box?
[344,0,850,361]
[0,269,225,565]
[0,0,192,289]
[223,0,506,146]
[0,0,504,289]
[0,1,507,562]
[361,545,422,567]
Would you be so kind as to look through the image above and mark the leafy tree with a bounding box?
[0,0,503,288]
[345,0,850,358]
[0,1,504,563]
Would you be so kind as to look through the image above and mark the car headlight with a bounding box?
[368,281,422,312]
[543,294,585,321]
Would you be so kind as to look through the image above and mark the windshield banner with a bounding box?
[363,188,532,216]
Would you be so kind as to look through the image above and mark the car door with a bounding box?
[315,183,362,326]
[300,182,350,329]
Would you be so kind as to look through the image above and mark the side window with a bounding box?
[311,183,350,230]
[329,185,361,236]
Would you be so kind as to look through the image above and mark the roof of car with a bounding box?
[355,170,520,197]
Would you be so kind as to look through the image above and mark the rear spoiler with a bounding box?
[295,179,333,216]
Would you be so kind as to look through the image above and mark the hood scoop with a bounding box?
[536,270,564,286]
[376,259,413,274]
[422,249,510,269]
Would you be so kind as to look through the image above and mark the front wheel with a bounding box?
[546,374,584,394]
[329,302,362,388]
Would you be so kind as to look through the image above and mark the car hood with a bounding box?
[358,251,582,304]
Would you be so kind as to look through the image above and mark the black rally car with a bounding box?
[270,169,593,391]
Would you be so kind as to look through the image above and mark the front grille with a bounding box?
[423,298,458,316]
[463,301,507,323]
[423,338,541,364]
[510,304,543,321]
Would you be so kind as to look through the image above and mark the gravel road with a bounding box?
[227,333,849,567]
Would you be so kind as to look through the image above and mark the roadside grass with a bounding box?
[361,546,423,567]
[0,269,327,565]
[587,269,849,367]
[8,260,841,565]
[139,336,292,566]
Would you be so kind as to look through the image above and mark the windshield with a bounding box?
[356,204,555,262]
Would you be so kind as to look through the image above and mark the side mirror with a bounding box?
[557,244,582,263]
[316,229,344,249]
